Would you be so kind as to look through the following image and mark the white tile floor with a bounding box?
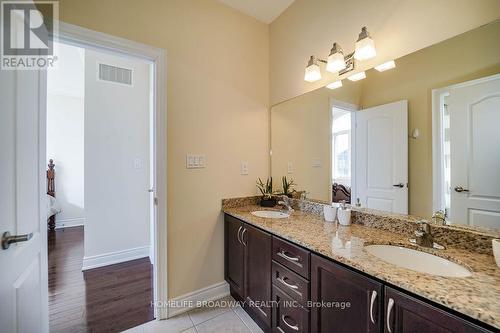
[122,296,264,333]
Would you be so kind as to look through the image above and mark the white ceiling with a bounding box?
[218,0,295,24]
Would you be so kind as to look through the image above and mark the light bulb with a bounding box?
[304,56,322,82]
[326,80,343,90]
[326,43,346,73]
[375,60,396,72]
[354,27,376,61]
[347,71,366,81]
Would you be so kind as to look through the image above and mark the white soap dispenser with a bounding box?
[337,200,352,226]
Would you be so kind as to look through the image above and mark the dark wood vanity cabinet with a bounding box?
[384,287,489,333]
[224,215,272,330]
[311,254,383,333]
[224,215,245,299]
[224,214,494,333]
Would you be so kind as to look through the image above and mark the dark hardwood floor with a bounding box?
[48,226,154,333]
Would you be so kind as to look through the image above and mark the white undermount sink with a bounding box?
[364,245,472,278]
[251,210,290,219]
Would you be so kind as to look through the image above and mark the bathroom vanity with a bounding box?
[223,199,499,333]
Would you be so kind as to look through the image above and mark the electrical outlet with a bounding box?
[186,154,206,169]
[287,161,293,174]
[241,161,249,175]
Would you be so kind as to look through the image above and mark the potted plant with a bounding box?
[256,177,277,207]
[280,176,296,198]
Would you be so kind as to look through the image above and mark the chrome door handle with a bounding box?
[241,228,247,246]
[277,277,300,291]
[369,290,377,324]
[277,250,300,262]
[454,186,469,193]
[281,315,299,331]
[236,226,243,245]
[2,231,33,250]
[386,298,394,333]
[392,183,404,188]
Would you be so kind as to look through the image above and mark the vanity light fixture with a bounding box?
[304,56,322,82]
[304,26,375,82]
[354,27,377,61]
[375,60,396,72]
[347,71,366,81]
[326,80,343,90]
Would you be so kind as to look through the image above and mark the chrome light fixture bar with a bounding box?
[304,26,376,82]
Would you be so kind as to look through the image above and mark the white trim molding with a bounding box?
[167,282,230,318]
[82,246,150,271]
[55,217,85,229]
[56,21,168,319]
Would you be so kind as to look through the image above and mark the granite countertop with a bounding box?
[223,204,500,330]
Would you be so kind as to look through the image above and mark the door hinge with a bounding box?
[154,197,158,206]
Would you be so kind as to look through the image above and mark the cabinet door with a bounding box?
[384,287,490,333]
[244,223,272,328]
[311,254,383,333]
[224,215,244,299]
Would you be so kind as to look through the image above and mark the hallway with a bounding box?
[48,227,154,333]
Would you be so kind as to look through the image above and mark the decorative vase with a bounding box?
[260,197,277,207]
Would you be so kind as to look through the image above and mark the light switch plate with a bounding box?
[312,159,321,167]
[287,161,293,174]
[241,161,249,175]
[186,154,206,169]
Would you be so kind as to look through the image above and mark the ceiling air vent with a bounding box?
[98,63,132,85]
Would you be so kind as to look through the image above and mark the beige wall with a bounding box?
[270,0,500,105]
[271,81,361,201]
[360,20,500,217]
[53,0,269,298]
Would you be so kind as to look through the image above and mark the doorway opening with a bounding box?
[331,106,354,204]
[45,39,157,332]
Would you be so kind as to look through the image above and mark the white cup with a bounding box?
[493,239,500,267]
[323,205,337,222]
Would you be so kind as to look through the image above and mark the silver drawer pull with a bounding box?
[277,277,299,290]
[278,250,300,262]
[386,298,394,333]
[369,290,377,324]
[281,315,299,331]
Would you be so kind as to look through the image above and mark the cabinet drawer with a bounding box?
[272,261,310,307]
[273,285,310,333]
[272,236,310,279]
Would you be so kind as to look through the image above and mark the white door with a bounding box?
[355,100,408,214]
[448,75,500,229]
[0,13,49,333]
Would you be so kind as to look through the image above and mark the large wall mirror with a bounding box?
[270,21,500,230]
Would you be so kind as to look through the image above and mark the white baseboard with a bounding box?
[55,217,85,229]
[82,245,150,271]
[167,281,230,318]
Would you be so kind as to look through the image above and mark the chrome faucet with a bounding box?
[414,220,434,248]
[432,210,446,225]
[278,195,294,213]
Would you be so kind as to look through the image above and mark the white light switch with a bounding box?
[287,161,293,174]
[186,154,206,169]
[134,158,143,169]
[241,161,249,175]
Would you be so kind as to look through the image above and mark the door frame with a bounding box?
[329,98,358,203]
[46,21,168,320]
[431,73,500,216]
